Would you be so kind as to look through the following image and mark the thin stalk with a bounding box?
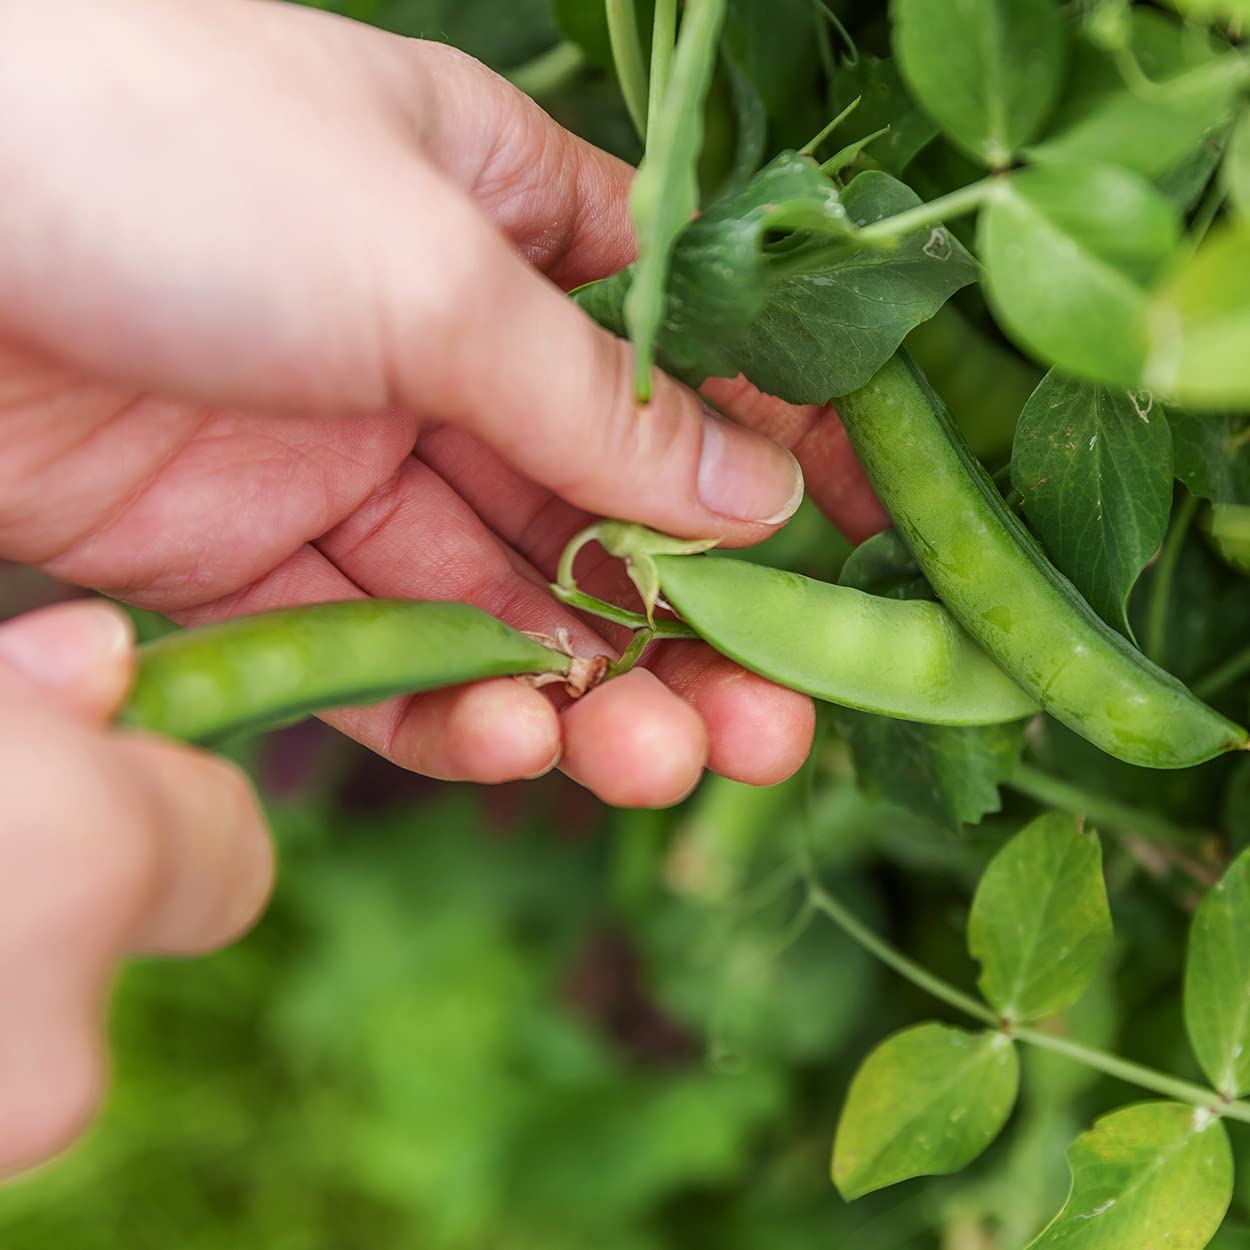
[803,857,1250,1123]
[854,179,995,246]
[805,878,998,1026]
[1012,1025,1247,1120]
[647,0,678,136]
[1008,763,1208,846]
[606,0,649,140]
[1145,493,1199,667]
[506,41,587,99]
[609,627,655,676]
[550,584,699,638]
[801,94,862,158]
[1195,639,1250,699]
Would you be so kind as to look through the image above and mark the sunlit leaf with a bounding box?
[892,0,1067,168]
[968,813,1112,1022]
[1026,1102,1233,1250]
[832,1022,1019,1200]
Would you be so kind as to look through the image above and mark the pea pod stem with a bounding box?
[801,852,1250,1123]
[548,583,699,639]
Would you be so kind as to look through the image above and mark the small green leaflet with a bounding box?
[575,161,976,403]
[1026,10,1240,179]
[967,813,1112,1023]
[1185,849,1250,1099]
[625,0,726,400]
[832,1022,1019,1200]
[892,0,1067,168]
[1146,227,1250,409]
[1227,111,1250,221]
[1025,1101,1233,1250]
[1010,372,1173,636]
[828,54,938,176]
[834,710,1027,832]
[1167,409,1250,505]
[980,161,1182,387]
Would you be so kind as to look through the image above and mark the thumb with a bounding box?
[398,186,804,542]
[0,600,134,722]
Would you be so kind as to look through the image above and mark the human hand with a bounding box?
[0,0,884,806]
[0,600,272,1177]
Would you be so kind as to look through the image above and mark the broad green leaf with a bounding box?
[626,0,727,399]
[834,710,1027,831]
[1168,408,1250,505]
[892,0,1067,168]
[832,1022,1019,1200]
[1167,0,1250,25]
[576,163,977,403]
[1227,110,1250,221]
[967,813,1112,1023]
[828,54,939,176]
[1145,226,1250,409]
[733,171,978,402]
[724,0,824,139]
[838,528,931,602]
[980,161,1182,386]
[1027,11,1240,179]
[1026,1102,1233,1250]
[1185,848,1250,1098]
[1010,372,1173,634]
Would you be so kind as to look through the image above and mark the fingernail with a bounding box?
[0,600,133,693]
[697,409,804,525]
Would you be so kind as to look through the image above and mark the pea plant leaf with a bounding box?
[723,0,824,141]
[575,163,977,403]
[979,161,1182,387]
[832,1022,1019,1201]
[1025,1102,1233,1250]
[828,54,939,177]
[1010,372,1174,636]
[1167,0,1250,25]
[1145,226,1250,409]
[967,813,1112,1024]
[1167,409,1250,505]
[1185,849,1250,1099]
[834,710,1027,832]
[1026,10,1241,180]
[625,0,727,400]
[891,0,1067,169]
[732,171,978,402]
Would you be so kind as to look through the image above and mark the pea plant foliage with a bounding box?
[546,1,1250,1246]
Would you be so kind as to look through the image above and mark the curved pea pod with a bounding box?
[118,600,588,744]
[835,352,1247,769]
[648,553,1038,726]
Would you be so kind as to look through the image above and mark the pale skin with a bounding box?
[0,0,887,1174]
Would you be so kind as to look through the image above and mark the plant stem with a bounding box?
[1195,640,1250,699]
[1011,1025,1246,1119]
[854,179,996,246]
[805,878,998,1026]
[549,584,699,638]
[506,41,588,99]
[609,627,655,676]
[1145,492,1199,666]
[606,0,649,140]
[1008,763,1208,846]
[647,0,677,134]
[802,858,1250,1123]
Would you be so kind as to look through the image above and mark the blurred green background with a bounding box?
[4,3,1250,1248]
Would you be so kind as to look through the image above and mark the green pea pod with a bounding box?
[649,554,1037,726]
[118,600,585,744]
[836,352,1248,769]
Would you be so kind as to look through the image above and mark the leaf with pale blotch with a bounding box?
[832,1022,1019,1200]
[892,0,1067,168]
[1186,848,1250,1099]
[1010,372,1173,636]
[968,813,1112,1023]
[1026,1101,1232,1250]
